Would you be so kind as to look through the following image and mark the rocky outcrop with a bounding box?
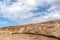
[0,33,58,40]
[0,20,60,40]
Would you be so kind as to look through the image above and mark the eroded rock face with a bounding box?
[22,20,60,38]
[0,20,60,40]
[0,33,58,40]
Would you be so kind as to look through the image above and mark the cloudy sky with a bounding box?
[0,0,60,27]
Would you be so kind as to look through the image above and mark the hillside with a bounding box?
[0,20,60,40]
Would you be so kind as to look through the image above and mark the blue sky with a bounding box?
[0,0,60,27]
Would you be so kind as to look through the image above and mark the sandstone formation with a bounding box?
[0,33,58,40]
[0,20,60,40]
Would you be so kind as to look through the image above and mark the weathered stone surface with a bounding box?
[22,20,60,38]
[0,33,58,40]
[0,20,60,39]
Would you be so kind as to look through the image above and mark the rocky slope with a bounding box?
[0,20,60,40]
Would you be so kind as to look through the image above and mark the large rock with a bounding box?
[0,33,58,40]
[0,20,60,40]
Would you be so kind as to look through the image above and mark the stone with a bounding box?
[0,33,58,40]
[0,20,60,39]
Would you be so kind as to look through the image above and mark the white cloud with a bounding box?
[0,0,45,21]
[0,0,60,25]
[26,0,60,23]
